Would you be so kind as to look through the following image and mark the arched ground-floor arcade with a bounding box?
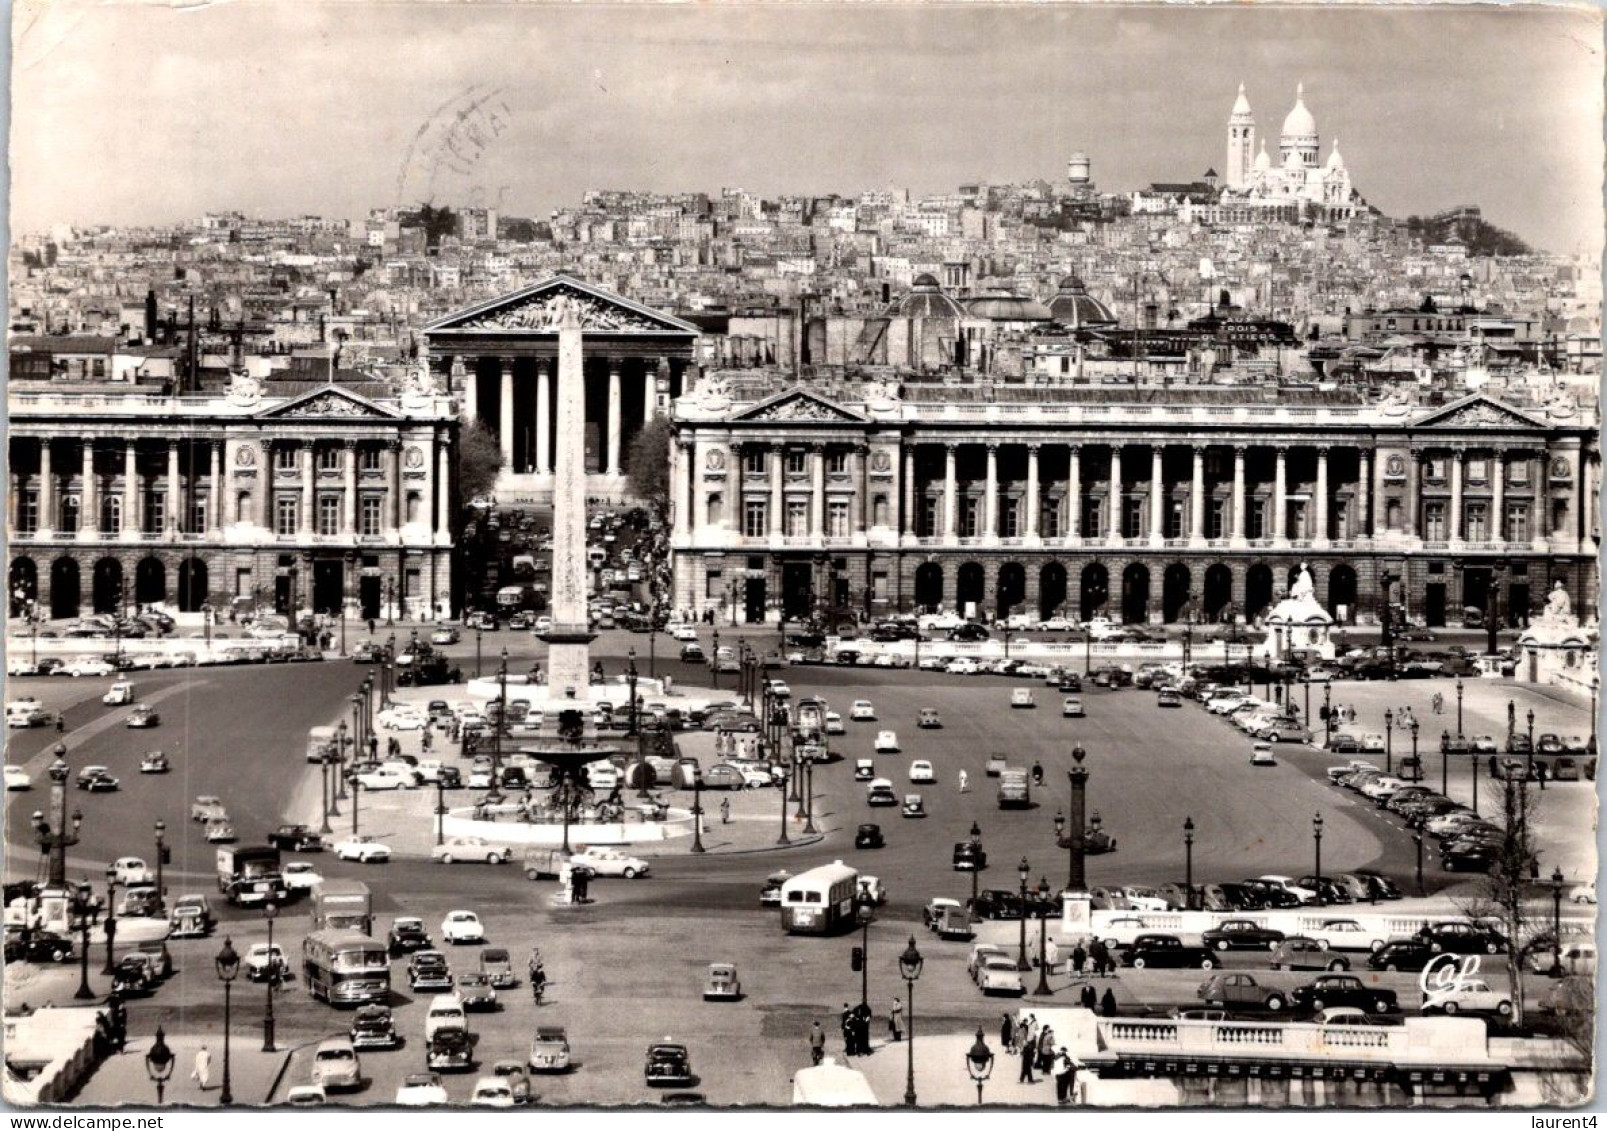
[670,547,1596,629]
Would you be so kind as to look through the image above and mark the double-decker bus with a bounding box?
[302,929,390,1005]
[780,861,860,935]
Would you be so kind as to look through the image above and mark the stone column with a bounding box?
[1449,448,1464,544]
[983,443,999,543]
[854,446,869,535]
[299,442,313,536]
[1190,446,1206,543]
[342,440,358,535]
[1068,444,1082,545]
[1356,450,1372,540]
[1314,446,1330,547]
[1272,446,1288,544]
[1106,444,1124,546]
[387,441,403,535]
[642,364,658,425]
[1374,448,1391,533]
[435,439,451,538]
[1231,445,1247,546]
[1405,449,1421,539]
[221,439,235,530]
[168,440,182,534]
[535,359,553,475]
[810,444,826,539]
[81,442,98,538]
[901,446,916,537]
[726,441,743,541]
[257,440,272,531]
[1148,444,1165,546]
[769,446,784,539]
[124,440,140,536]
[943,443,958,542]
[457,357,475,424]
[208,440,222,535]
[606,359,623,477]
[36,438,54,534]
[1491,453,1505,544]
[499,358,516,471]
[1025,444,1041,542]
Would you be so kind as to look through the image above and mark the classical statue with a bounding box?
[1288,562,1316,602]
[1542,580,1575,623]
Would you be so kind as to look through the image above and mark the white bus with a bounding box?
[780,861,860,936]
[302,929,390,1006]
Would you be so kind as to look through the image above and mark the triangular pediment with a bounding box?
[257,385,401,420]
[424,275,699,336]
[731,389,869,424]
[1411,394,1547,430]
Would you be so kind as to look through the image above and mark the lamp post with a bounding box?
[351,769,362,838]
[710,628,721,690]
[1034,876,1053,996]
[318,736,333,834]
[334,719,348,803]
[775,762,791,846]
[1407,719,1419,790]
[626,649,639,737]
[1527,708,1536,778]
[898,937,923,1106]
[1591,677,1600,755]
[215,937,239,1105]
[1413,832,1424,896]
[691,771,706,854]
[102,866,118,974]
[262,903,278,1051]
[71,883,96,999]
[1455,676,1465,738]
[1311,814,1324,907]
[965,1027,994,1105]
[145,1025,175,1103]
[969,821,983,905]
[803,758,818,835]
[153,820,167,912]
[855,891,875,1010]
[1550,867,1565,977]
[1384,708,1394,775]
[1323,682,1333,748]
[475,625,483,678]
[1016,857,1031,971]
[1183,816,1196,911]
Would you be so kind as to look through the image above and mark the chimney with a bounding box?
[143,290,157,344]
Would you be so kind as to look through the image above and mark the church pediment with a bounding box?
[1411,395,1547,431]
[257,386,400,420]
[425,275,699,337]
[731,390,868,424]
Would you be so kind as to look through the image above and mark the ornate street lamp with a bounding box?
[145,1025,175,1104]
[102,865,119,975]
[898,937,923,1106]
[214,937,240,1105]
[71,882,97,1001]
[855,890,876,1010]
[1550,867,1566,977]
[334,719,349,804]
[153,820,167,913]
[969,821,984,905]
[691,769,706,854]
[1527,708,1536,778]
[1311,813,1324,907]
[1323,682,1333,748]
[1413,832,1425,897]
[1384,708,1395,775]
[1015,857,1031,971]
[775,762,791,847]
[1455,675,1465,738]
[626,649,639,737]
[262,903,279,1051]
[35,744,80,887]
[1034,875,1054,996]
[1183,816,1196,911]
[965,1027,994,1105]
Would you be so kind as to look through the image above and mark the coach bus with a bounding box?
[302,929,390,1006]
[780,861,860,935]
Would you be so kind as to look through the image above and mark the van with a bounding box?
[997,769,1030,810]
[5,700,45,729]
[1010,689,1036,709]
[306,725,337,764]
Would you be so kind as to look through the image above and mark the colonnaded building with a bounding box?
[667,375,1600,630]
[6,360,458,622]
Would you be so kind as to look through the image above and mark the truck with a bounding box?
[216,846,284,906]
[997,768,1031,810]
[522,849,567,881]
[312,879,373,934]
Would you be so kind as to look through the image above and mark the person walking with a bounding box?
[840,1003,855,1056]
[809,1021,826,1066]
[958,769,969,793]
[1071,942,1087,979]
[1100,987,1118,1017]
[1045,935,1060,976]
[720,798,731,825]
[1081,983,1098,1011]
[854,1002,872,1054]
[1021,1013,1038,1058]
[1018,1036,1037,1084]
[1000,1012,1015,1054]
[889,996,904,1042]
[1088,939,1108,977]
[191,1045,212,1091]
[1053,1048,1075,1104]
[1037,1025,1055,1076]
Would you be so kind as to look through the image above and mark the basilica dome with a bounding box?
[886,274,966,319]
[1048,276,1118,328]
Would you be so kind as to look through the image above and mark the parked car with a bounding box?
[1421,978,1513,1017]
[1417,921,1508,955]
[1367,940,1437,973]
[1290,974,1398,1015]
[1202,920,1285,952]
[1196,972,1289,1012]
[1122,934,1218,970]
[528,1027,572,1074]
[1270,937,1352,972]
[645,1042,694,1087]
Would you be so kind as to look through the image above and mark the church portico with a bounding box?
[424,276,698,505]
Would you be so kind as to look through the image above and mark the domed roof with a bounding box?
[1281,82,1317,142]
[966,291,1052,322]
[1049,277,1117,328]
[1231,81,1253,120]
[1324,137,1344,170]
[1254,141,1272,171]
[886,274,965,319]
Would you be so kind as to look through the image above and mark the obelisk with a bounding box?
[540,298,596,697]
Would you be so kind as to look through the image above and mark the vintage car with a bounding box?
[169,895,215,938]
[644,1042,694,1087]
[389,917,432,956]
[1121,934,1219,970]
[853,759,875,782]
[407,951,454,993]
[900,794,927,819]
[1290,974,1399,1015]
[191,796,227,822]
[393,1073,449,1106]
[456,972,498,1011]
[854,823,885,849]
[309,1038,362,1092]
[1269,937,1352,972]
[480,947,517,990]
[426,1028,474,1073]
[489,1061,531,1104]
[703,963,742,1001]
[126,705,160,729]
[759,870,790,907]
[528,1027,572,1074]
[112,953,161,996]
[349,1004,398,1050]
[137,751,171,774]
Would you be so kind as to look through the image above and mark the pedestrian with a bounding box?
[1071,942,1087,978]
[1053,1047,1074,1104]
[55,715,64,734]
[958,769,969,793]
[191,1045,212,1091]
[1022,1013,1038,1056]
[855,1002,873,1053]
[1038,1025,1056,1075]
[841,1003,855,1056]
[1000,1012,1015,1054]
[889,996,904,1042]
[1045,936,1060,975]
[1100,988,1118,1017]
[368,618,376,636]
[720,798,731,825]
[809,1021,825,1066]
[1081,984,1098,1011]
[1018,1038,1037,1084]
[1088,939,1107,976]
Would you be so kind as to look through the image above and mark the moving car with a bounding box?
[900,794,927,819]
[645,1042,694,1087]
[1010,688,1036,709]
[245,944,289,983]
[572,847,650,878]
[866,779,897,806]
[333,836,392,863]
[126,705,160,729]
[3,766,32,791]
[1290,974,1398,1015]
[1122,934,1218,970]
[1251,743,1277,766]
[1304,919,1386,952]
[908,760,935,783]
[853,759,875,782]
[427,1028,474,1073]
[441,910,486,944]
[1156,690,1183,709]
[874,730,900,753]
[203,818,236,843]
[78,770,121,793]
[408,951,453,993]
[309,1038,361,1091]
[1202,920,1285,952]
[854,823,885,849]
[112,856,150,885]
[917,709,942,729]
[389,917,432,956]
[984,754,1009,777]
[850,700,876,721]
[952,841,987,872]
[529,1027,572,1074]
[977,955,1027,996]
[759,870,790,907]
[456,972,498,1011]
[1062,697,1085,718]
[489,1062,531,1104]
[191,795,227,822]
[480,948,517,989]
[1421,978,1513,1017]
[1417,921,1508,955]
[268,824,325,852]
[1367,940,1437,973]
[470,1076,517,1108]
[432,837,511,866]
[1197,972,1289,1012]
[394,1073,449,1106]
[349,1004,398,1049]
[703,963,742,1001]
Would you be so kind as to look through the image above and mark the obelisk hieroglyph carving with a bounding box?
[540,297,597,696]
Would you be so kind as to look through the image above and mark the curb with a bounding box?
[702,832,830,857]
[261,1044,299,1104]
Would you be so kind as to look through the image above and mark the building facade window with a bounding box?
[1466,458,1487,484]
[960,497,981,538]
[827,450,848,475]
[1464,503,1487,542]
[743,448,765,475]
[1166,501,1185,539]
[360,496,383,537]
[1423,502,1447,542]
[17,491,39,534]
[58,497,80,534]
[146,496,165,534]
[101,495,121,534]
[785,500,808,537]
[921,496,939,537]
[1081,496,1102,539]
[1506,504,1528,542]
[185,498,207,535]
[1001,498,1021,538]
[706,493,723,527]
[360,446,383,472]
[827,501,850,538]
[873,495,890,528]
[317,446,340,472]
[785,450,806,475]
[275,497,298,536]
[1508,459,1529,485]
[275,446,296,472]
[1249,498,1268,540]
[705,570,723,599]
[1122,496,1144,539]
[743,500,767,537]
[1209,498,1228,539]
[1425,457,1447,481]
[318,495,340,536]
[1041,500,1061,539]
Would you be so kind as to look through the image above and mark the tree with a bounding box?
[1453,773,1539,1029]
[415,203,458,249]
[625,417,672,517]
[457,421,504,504]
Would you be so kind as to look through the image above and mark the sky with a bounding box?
[9,2,1605,254]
